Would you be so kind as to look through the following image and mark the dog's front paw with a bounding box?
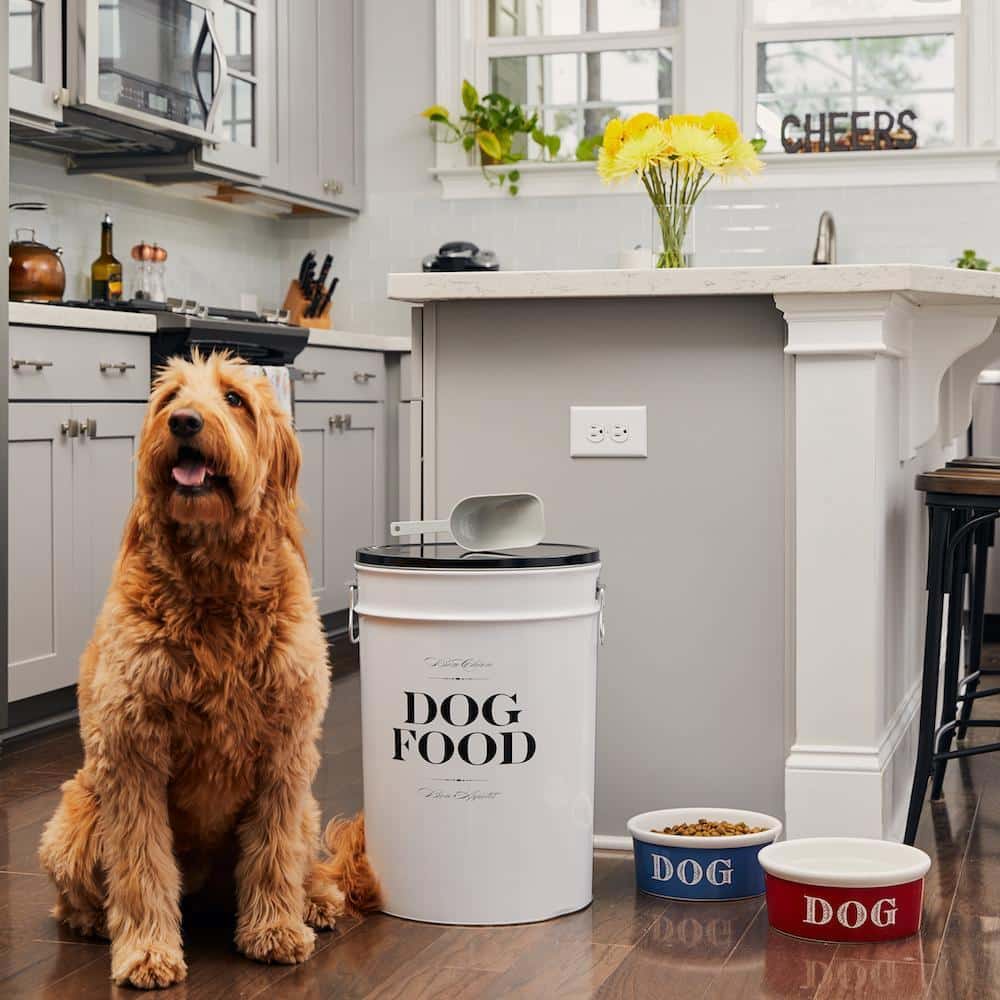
[111,942,187,989]
[305,885,346,930]
[237,920,316,964]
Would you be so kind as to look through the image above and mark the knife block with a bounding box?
[282,280,332,329]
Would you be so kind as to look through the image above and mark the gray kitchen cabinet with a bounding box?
[72,403,146,630]
[199,0,273,179]
[8,400,143,702]
[296,400,385,616]
[8,0,62,125]
[8,403,76,702]
[264,0,363,213]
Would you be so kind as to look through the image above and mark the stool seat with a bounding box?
[948,456,1000,470]
[916,467,1000,496]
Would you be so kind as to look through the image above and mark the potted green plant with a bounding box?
[422,81,561,196]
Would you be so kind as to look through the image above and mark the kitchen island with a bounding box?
[388,264,1000,844]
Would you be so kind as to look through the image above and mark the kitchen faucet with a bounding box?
[812,211,836,265]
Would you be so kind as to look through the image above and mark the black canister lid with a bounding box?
[356,542,599,569]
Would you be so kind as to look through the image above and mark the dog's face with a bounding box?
[138,353,300,527]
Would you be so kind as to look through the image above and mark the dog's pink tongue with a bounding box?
[172,457,208,487]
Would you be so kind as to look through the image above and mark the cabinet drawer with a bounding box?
[10,327,150,402]
[292,346,385,401]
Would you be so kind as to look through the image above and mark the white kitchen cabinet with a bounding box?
[264,0,363,213]
[296,401,385,616]
[8,401,145,701]
[8,0,62,125]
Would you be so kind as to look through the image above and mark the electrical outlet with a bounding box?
[570,406,647,458]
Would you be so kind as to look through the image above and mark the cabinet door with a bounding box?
[8,404,76,701]
[296,402,385,615]
[8,0,62,123]
[277,0,362,211]
[295,402,335,615]
[71,404,146,632]
[200,0,273,177]
[326,403,385,611]
[316,0,363,211]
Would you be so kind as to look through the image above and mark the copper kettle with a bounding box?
[9,202,66,303]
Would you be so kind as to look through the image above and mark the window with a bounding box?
[481,0,680,159]
[746,0,966,151]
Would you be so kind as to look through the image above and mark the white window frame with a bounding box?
[742,0,969,149]
[432,0,1000,198]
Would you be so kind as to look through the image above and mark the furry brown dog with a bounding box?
[38,353,378,989]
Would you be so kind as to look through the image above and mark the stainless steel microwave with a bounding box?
[66,0,231,144]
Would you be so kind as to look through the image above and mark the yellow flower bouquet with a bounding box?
[598,112,764,268]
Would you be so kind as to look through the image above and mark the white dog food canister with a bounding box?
[351,542,603,925]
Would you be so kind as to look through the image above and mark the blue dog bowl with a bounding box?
[628,808,783,901]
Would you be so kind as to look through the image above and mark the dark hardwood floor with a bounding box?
[1,637,999,997]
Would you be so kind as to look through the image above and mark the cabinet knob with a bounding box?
[99,361,137,373]
[60,419,80,438]
[353,371,376,384]
[329,413,352,431]
[324,179,344,195]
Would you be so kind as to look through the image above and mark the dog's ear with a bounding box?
[268,409,302,500]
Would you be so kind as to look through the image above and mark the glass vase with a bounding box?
[651,202,695,268]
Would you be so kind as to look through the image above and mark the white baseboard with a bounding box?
[785,680,921,839]
[593,835,632,852]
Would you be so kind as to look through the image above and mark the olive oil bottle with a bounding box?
[91,213,123,302]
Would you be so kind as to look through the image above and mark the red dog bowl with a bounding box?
[758,838,931,943]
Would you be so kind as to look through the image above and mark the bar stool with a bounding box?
[946,458,1000,739]
[905,466,1000,845]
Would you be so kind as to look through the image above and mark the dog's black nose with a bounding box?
[168,408,204,438]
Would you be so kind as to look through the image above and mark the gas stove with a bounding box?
[58,298,309,368]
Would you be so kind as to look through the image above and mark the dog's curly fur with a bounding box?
[38,353,379,989]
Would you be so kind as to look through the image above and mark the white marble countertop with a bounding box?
[9,303,410,352]
[307,328,410,352]
[9,301,157,333]
[388,264,1000,306]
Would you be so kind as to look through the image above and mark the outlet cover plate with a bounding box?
[570,406,647,458]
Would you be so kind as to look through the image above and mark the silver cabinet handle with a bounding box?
[353,372,376,384]
[81,417,97,440]
[99,361,137,373]
[11,358,53,371]
[289,367,326,381]
[329,414,353,431]
[323,179,344,195]
[60,418,80,438]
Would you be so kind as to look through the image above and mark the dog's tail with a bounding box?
[322,813,381,914]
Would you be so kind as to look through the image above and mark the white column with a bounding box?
[778,292,1000,840]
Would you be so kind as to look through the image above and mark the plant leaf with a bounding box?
[509,184,519,196]
[750,137,767,153]
[462,134,475,151]
[546,135,561,156]
[461,79,479,112]
[427,112,449,124]
[531,128,546,146]
[476,129,503,160]
[421,104,449,120]
[508,169,521,182]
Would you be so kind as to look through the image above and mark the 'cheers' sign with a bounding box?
[781,109,918,153]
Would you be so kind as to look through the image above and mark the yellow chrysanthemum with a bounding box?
[597,145,631,182]
[616,124,671,176]
[603,117,626,151]
[663,122,726,173]
[717,138,764,178]
[623,112,660,138]
[664,113,702,130]
[701,111,741,146]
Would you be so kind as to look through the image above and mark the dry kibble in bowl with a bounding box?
[655,818,768,837]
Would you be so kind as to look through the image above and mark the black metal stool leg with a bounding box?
[905,507,951,845]
[930,513,971,800]
[958,518,992,740]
